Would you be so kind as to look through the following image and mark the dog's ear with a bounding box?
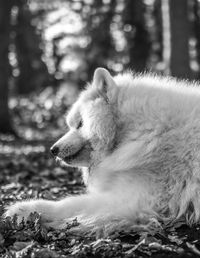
[93,67,117,94]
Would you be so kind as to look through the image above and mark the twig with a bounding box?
[186,242,200,256]
[125,238,145,254]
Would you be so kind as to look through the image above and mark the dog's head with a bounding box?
[50,68,118,168]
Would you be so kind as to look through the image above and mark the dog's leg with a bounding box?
[4,194,101,226]
[5,190,147,229]
[5,193,132,227]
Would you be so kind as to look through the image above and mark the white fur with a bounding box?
[5,68,200,232]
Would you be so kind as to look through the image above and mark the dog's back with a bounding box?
[89,72,200,225]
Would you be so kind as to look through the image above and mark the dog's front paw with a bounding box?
[4,201,38,223]
[4,199,64,228]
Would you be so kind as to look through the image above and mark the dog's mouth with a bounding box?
[62,144,93,165]
[63,148,83,163]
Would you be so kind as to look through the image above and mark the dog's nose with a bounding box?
[50,146,59,156]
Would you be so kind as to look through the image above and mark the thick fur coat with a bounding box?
[5,68,200,232]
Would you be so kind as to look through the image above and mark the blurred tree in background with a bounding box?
[122,0,151,72]
[15,1,50,94]
[0,0,15,135]
[1,0,200,135]
[169,0,191,78]
[193,0,200,78]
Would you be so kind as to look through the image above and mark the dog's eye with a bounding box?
[77,120,83,129]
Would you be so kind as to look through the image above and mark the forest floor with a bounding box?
[1,91,200,258]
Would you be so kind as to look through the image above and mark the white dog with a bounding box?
[5,68,200,231]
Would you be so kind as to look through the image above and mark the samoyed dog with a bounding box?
[5,68,200,231]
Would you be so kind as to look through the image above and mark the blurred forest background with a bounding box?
[1,0,200,137]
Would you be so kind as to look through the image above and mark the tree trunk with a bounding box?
[154,0,163,63]
[122,0,151,72]
[15,2,50,95]
[169,0,191,79]
[193,0,200,79]
[0,1,15,134]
